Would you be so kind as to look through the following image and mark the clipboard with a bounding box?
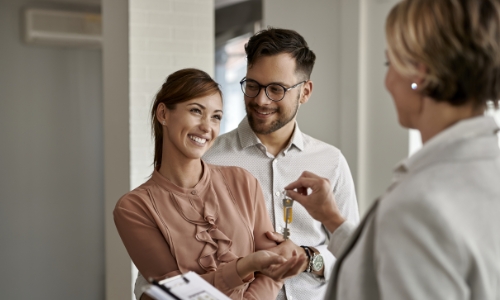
[142,271,231,300]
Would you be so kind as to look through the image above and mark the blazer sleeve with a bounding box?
[320,152,360,281]
[328,221,357,257]
[333,152,360,225]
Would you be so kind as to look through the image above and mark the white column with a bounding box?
[103,1,214,299]
[103,0,131,299]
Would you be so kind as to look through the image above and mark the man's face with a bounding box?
[244,53,305,135]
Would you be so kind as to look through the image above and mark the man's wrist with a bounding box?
[321,205,346,233]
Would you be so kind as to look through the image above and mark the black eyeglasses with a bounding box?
[240,78,306,102]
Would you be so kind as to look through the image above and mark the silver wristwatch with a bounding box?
[309,250,324,272]
[301,246,324,272]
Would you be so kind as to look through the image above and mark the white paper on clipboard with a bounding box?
[142,271,232,300]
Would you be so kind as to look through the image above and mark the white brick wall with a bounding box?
[129,0,215,190]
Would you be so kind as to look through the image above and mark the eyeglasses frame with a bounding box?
[239,77,307,102]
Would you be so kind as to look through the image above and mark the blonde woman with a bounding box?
[286,0,500,299]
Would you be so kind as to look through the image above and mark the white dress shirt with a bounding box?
[327,115,500,300]
[203,118,360,300]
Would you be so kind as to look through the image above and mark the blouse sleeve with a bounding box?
[113,193,255,299]
[239,175,283,299]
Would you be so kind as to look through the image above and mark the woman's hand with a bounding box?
[236,250,306,281]
[264,232,309,271]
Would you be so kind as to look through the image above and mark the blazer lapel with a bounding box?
[327,198,381,300]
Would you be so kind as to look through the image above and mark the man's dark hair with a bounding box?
[245,28,316,80]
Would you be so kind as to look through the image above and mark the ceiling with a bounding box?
[215,0,249,9]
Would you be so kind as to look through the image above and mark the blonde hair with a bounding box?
[386,0,500,107]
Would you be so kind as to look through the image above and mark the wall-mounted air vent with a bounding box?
[24,8,102,48]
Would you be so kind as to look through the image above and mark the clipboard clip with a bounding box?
[149,277,183,300]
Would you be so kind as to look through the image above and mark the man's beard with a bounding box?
[246,94,300,135]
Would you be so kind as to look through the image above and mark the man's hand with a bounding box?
[285,171,346,233]
[265,232,305,257]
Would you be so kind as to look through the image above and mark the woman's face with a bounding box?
[162,93,223,161]
[384,54,421,129]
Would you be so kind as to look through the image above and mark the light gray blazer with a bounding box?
[326,116,500,300]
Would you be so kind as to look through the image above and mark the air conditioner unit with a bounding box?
[24,8,102,48]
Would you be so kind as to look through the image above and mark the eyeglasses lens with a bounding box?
[241,81,284,101]
[266,84,284,101]
[242,81,259,97]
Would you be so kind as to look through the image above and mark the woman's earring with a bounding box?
[411,83,418,90]
[162,121,166,125]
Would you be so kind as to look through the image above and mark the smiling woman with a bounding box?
[113,68,306,300]
[150,69,224,174]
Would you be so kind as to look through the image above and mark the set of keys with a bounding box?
[282,191,294,240]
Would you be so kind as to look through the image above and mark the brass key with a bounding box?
[282,193,294,240]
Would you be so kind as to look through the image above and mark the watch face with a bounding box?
[312,254,324,272]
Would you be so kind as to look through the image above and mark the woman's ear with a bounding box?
[300,80,313,104]
[156,103,168,125]
[412,62,428,88]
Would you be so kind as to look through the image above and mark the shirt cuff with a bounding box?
[328,221,357,257]
[315,244,335,281]
[134,272,149,300]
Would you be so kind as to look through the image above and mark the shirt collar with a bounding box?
[237,117,304,152]
[395,115,500,175]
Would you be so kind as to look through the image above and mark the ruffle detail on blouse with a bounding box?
[196,221,238,272]
[169,180,238,273]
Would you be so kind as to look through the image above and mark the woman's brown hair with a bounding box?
[151,68,222,170]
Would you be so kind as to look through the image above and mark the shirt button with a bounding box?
[191,190,197,195]
[275,191,281,197]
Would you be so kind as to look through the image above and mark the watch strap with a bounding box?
[300,245,312,272]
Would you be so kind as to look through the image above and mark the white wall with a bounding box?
[264,0,408,213]
[0,0,104,299]
[357,0,408,210]
[263,0,363,200]
[129,0,215,190]
[263,0,343,156]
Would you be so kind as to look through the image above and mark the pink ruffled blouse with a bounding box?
[114,161,282,299]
